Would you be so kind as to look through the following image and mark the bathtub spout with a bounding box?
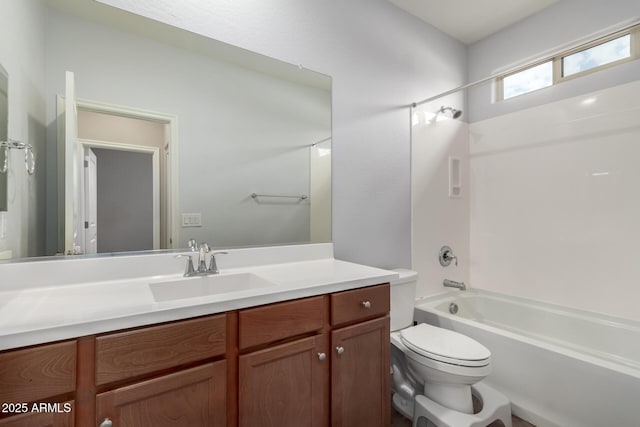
[443,279,466,291]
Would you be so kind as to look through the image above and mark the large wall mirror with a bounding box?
[1,0,331,260]
[0,65,7,212]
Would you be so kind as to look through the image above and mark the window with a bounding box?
[562,34,631,77]
[497,24,639,101]
[502,61,553,100]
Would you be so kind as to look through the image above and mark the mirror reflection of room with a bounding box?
[0,64,7,214]
[0,0,331,260]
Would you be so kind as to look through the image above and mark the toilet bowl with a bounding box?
[390,269,512,427]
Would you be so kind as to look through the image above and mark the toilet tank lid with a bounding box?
[390,268,418,285]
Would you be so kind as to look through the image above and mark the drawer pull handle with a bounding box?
[336,346,345,355]
[100,418,113,427]
[362,301,372,309]
[317,352,327,361]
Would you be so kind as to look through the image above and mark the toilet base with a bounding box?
[392,392,414,419]
[412,382,512,427]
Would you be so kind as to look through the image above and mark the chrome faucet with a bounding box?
[176,240,227,276]
[443,279,466,291]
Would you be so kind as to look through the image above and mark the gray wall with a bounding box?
[0,0,46,259]
[93,148,154,253]
[101,0,467,269]
[467,0,640,122]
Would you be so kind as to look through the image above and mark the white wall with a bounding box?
[0,1,47,259]
[44,9,332,250]
[97,0,467,268]
[467,0,640,122]
[470,79,640,322]
[411,95,469,298]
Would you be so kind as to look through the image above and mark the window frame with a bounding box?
[496,24,640,101]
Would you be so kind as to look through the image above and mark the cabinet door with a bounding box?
[0,341,76,405]
[239,335,327,427]
[0,402,74,427]
[96,361,225,427]
[331,316,390,427]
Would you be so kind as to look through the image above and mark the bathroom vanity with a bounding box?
[0,244,395,427]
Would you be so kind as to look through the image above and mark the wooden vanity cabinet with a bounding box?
[93,314,228,427]
[330,284,391,427]
[237,284,390,427]
[1,283,390,427]
[95,361,226,427]
[237,296,329,427]
[0,404,75,427]
[331,317,390,427]
[239,335,327,427]
[0,341,76,427]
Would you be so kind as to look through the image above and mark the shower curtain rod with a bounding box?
[311,136,331,146]
[410,18,640,109]
[411,74,496,108]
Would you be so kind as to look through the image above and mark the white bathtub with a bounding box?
[414,290,640,427]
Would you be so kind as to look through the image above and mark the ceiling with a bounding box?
[388,0,560,44]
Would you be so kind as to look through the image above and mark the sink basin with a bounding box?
[150,272,276,302]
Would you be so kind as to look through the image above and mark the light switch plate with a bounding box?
[181,213,202,227]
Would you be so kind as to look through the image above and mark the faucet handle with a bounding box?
[197,243,210,272]
[439,246,458,267]
[175,254,195,276]
[208,251,228,274]
[188,239,198,252]
[200,243,210,256]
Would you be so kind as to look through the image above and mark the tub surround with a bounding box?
[469,80,640,323]
[0,243,398,351]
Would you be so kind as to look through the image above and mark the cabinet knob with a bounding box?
[362,301,371,309]
[317,352,327,361]
[99,418,113,427]
[336,346,345,355]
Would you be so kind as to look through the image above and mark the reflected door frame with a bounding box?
[59,97,179,253]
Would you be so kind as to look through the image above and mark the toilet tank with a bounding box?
[390,269,418,332]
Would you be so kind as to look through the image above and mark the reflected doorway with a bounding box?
[77,108,172,253]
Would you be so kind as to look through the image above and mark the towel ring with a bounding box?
[0,139,35,175]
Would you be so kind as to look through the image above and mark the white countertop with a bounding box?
[0,244,398,351]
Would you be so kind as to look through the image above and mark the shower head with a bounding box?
[439,106,463,119]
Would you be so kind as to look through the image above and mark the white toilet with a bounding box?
[390,269,512,427]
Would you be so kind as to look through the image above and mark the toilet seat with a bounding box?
[400,324,490,367]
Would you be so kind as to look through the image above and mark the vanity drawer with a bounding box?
[239,296,325,350]
[0,340,76,403]
[96,314,226,386]
[331,284,390,326]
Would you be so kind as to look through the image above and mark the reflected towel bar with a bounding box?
[251,193,308,200]
[0,139,35,175]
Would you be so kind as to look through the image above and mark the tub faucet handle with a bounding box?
[439,246,458,267]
